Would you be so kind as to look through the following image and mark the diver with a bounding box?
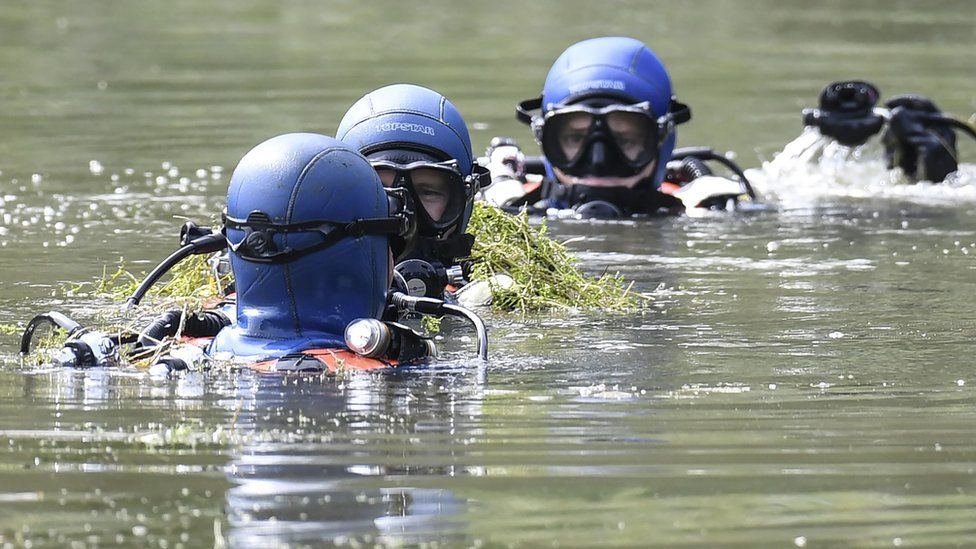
[481,36,756,219]
[801,80,976,183]
[21,133,489,372]
[336,83,490,300]
[207,132,431,369]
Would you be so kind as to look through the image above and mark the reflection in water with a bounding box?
[0,367,229,547]
[224,370,482,547]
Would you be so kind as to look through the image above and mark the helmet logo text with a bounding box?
[567,80,627,95]
[378,122,436,136]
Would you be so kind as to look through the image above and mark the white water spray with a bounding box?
[749,128,976,207]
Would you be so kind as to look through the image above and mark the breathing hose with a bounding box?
[677,156,713,181]
[20,311,82,354]
[389,292,488,361]
[672,147,757,199]
[920,113,976,142]
[124,231,226,310]
[137,309,231,347]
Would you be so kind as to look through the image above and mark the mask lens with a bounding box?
[375,168,398,187]
[411,168,457,222]
[372,162,465,235]
[544,111,596,165]
[606,111,655,163]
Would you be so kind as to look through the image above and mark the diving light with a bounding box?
[344,318,392,358]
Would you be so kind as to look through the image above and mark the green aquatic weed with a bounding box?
[69,254,231,312]
[93,260,140,298]
[466,203,643,313]
[421,315,442,334]
[20,326,70,366]
[68,206,641,317]
[135,422,230,450]
[31,255,229,367]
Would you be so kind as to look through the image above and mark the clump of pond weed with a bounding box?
[28,253,231,368]
[466,203,642,313]
[66,254,230,312]
[135,421,231,450]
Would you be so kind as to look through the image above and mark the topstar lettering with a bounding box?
[378,122,436,136]
[567,80,627,95]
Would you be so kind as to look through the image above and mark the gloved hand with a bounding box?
[882,95,958,182]
[485,136,526,180]
[481,137,529,207]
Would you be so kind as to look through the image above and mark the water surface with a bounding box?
[1,1,976,547]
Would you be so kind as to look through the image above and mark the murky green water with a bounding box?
[2,1,976,547]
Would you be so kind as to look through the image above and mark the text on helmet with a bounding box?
[378,122,436,136]
[567,79,627,95]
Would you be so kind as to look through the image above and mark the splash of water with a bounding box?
[749,128,976,207]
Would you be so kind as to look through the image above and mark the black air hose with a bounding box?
[138,309,230,347]
[671,147,757,199]
[125,231,226,309]
[20,311,83,354]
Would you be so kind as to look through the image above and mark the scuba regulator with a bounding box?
[662,147,757,211]
[20,311,134,368]
[394,258,470,299]
[803,80,976,182]
[802,80,886,147]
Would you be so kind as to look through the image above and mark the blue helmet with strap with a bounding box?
[338,83,474,176]
[543,36,673,119]
[517,37,690,187]
[337,84,485,261]
[210,133,401,360]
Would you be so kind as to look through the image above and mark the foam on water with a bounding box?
[750,128,976,207]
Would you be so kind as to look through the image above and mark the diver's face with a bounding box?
[553,159,656,190]
[543,97,663,183]
[376,168,452,222]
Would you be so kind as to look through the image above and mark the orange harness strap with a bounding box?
[659,181,681,195]
[176,337,395,374]
[250,348,398,374]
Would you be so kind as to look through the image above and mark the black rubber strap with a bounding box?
[516,96,543,125]
[670,98,692,125]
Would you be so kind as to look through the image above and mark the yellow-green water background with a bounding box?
[1,1,975,546]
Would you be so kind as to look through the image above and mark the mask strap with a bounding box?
[468,163,492,191]
[223,212,406,264]
[669,97,692,125]
[517,96,543,125]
